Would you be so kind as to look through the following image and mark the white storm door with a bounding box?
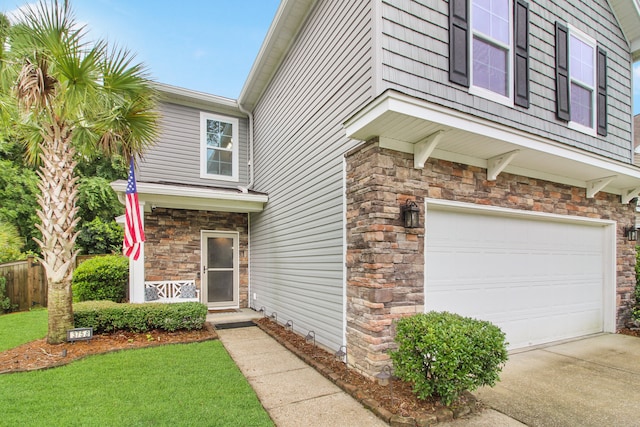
[202,231,239,309]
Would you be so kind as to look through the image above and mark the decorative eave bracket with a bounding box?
[586,175,617,198]
[414,130,445,169]
[621,186,640,204]
[487,150,520,181]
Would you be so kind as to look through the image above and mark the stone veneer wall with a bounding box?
[143,208,249,308]
[345,140,637,377]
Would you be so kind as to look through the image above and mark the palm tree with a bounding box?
[0,0,158,343]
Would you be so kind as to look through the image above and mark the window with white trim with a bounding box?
[569,29,596,131]
[471,0,512,101]
[555,23,607,136]
[449,0,530,108]
[200,112,239,181]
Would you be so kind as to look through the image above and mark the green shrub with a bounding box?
[0,276,16,313]
[72,255,128,302]
[390,311,509,406]
[74,301,208,333]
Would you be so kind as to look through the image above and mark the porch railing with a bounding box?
[144,280,200,302]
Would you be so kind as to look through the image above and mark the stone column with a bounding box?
[345,141,425,377]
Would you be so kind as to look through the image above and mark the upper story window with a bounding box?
[449,0,530,108]
[555,23,607,136]
[471,0,511,101]
[200,112,239,181]
[569,31,596,130]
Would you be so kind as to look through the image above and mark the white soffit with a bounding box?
[344,90,640,199]
[110,181,268,213]
[608,0,640,60]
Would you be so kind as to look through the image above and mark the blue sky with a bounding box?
[2,1,640,114]
[1,0,280,99]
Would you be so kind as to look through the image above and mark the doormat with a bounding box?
[213,321,257,330]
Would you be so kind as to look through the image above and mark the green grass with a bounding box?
[0,311,273,427]
[0,309,48,351]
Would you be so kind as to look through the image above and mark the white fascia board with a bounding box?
[110,181,268,213]
[345,90,640,183]
[238,0,316,110]
[631,37,640,61]
[154,82,238,109]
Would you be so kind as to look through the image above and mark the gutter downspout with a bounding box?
[237,101,255,310]
[237,102,254,193]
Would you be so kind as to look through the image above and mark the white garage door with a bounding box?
[425,204,610,349]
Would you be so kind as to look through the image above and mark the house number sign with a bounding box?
[67,327,93,342]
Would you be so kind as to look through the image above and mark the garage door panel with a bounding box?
[426,208,606,349]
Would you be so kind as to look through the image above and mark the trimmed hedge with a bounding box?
[72,255,128,303]
[390,311,508,406]
[74,301,208,333]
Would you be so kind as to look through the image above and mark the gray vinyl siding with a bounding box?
[380,0,634,163]
[250,0,374,351]
[138,102,249,187]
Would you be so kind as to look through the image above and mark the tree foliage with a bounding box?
[75,217,123,255]
[0,221,25,263]
[77,176,124,222]
[0,159,40,254]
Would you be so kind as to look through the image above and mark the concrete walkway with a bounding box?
[216,325,387,427]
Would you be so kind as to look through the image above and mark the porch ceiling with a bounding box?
[344,90,640,202]
[110,181,268,213]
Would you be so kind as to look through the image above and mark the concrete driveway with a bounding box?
[470,333,640,426]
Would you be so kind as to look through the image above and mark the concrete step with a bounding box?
[207,308,262,329]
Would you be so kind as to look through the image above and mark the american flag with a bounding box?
[123,158,145,260]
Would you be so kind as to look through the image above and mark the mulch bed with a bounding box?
[0,323,217,374]
[254,317,480,426]
[619,328,640,338]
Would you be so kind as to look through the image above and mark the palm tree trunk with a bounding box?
[34,120,80,344]
[47,280,74,342]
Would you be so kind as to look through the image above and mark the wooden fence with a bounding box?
[0,254,99,312]
[0,256,47,311]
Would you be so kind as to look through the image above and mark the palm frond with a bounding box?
[15,55,58,112]
[101,44,154,96]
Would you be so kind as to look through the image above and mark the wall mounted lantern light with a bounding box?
[625,226,638,242]
[402,200,420,228]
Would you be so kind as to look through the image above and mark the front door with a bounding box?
[202,231,239,309]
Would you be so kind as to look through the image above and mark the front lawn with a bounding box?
[0,311,273,426]
[0,309,48,351]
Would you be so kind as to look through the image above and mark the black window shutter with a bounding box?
[449,0,469,87]
[514,0,530,108]
[555,22,570,121]
[596,47,607,136]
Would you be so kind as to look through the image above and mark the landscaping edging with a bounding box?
[253,319,479,426]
